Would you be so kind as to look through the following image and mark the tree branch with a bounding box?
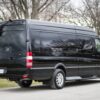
[10,0,20,19]
[48,0,70,21]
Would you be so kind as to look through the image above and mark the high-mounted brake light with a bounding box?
[26,52,33,69]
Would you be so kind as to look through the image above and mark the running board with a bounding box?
[66,76,82,81]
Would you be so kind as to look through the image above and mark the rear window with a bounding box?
[0,20,26,57]
[0,23,26,46]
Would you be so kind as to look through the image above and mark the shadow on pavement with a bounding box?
[1,79,100,92]
[65,79,100,87]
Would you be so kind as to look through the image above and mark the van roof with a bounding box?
[26,19,92,31]
[0,19,97,36]
[26,19,97,36]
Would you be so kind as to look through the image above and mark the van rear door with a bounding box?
[0,20,26,69]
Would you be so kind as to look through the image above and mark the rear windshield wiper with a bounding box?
[0,19,13,36]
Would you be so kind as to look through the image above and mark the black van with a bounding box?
[0,19,100,89]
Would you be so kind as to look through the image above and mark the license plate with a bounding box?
[0,69,5,74]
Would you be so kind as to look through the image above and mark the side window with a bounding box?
[77,35,94,53]
[30,30,41,56]
[83,37,93,50]
[39,32,63,56]
[60,34,78,55]
[95,38,100,52]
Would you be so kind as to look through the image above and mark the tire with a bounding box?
[50,69,65,89]
[17,80,32,88]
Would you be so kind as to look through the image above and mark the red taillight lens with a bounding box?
[26,52,33,69]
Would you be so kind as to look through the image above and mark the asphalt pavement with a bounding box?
[0,79,100,100]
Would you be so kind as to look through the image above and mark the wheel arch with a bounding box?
[54,63,66,76]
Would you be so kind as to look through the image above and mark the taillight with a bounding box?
[26,52,33,69]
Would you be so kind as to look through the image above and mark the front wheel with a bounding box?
[16,80,32,88]
[50,69,65,89]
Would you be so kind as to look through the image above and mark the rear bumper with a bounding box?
[0,58,26,80]
[0,68,27,81]
[0,67,55,81]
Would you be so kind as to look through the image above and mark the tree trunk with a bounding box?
[31,0,40,19]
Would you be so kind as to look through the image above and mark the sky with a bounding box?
[71,0,83,7]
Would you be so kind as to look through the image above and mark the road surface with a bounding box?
[0,79,100,100]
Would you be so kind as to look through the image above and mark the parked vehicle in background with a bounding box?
[0,19,100,89]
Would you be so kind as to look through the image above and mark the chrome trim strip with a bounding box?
[31,67,54,70]
[32,56,98,61]
[31,65,100,70]
[66,65,100,69]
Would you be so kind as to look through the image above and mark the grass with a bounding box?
[0,79,42,88]
[0,79,17,88]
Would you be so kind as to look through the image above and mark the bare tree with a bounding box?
[41,0,70,22]
[0,0,70,22]
[64,0,100,35]
[83,0,100,35]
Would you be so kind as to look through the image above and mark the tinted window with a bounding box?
[39,32,77,56]
[30,29,78,57]
[95,38,100,52]
[76,35,94,54]
[39,32,62,56]
[0,24,26,58]
[60,34,78,56]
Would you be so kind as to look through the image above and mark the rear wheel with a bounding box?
[17,80,32,88]
[50,69,65,89]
